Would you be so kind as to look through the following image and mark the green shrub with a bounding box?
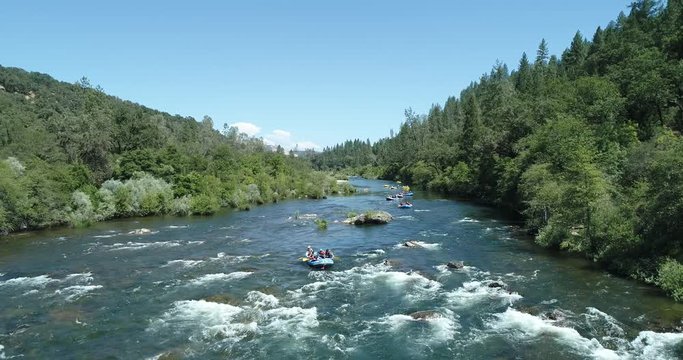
[190,194,220,215]
[171,196,191,216]
[67,191,96,227]
[657,258,683,301]
[314,218,328,230]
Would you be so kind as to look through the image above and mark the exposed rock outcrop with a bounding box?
[446,261,464,269]
[128,228,152,235]
[344,211,392,225]
[402,240,422,248]
[409,310,443,320]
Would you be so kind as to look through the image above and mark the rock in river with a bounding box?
[344,211,392,225]
[446,261,464,269]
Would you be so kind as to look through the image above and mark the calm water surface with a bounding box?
[1,178,682,359]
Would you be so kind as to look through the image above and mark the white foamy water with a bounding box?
[413,209,431,212]
[150,293,320,348]
[457,217,480,223]
[0,344,5,359]
[434,264,480,275]
[1,272,102,302]
[444,280,522,309]
[357,249,386,259]
[164,259,204,268]
[104,241,182,251]
[165,253,252,269]
[246,291,279,308]
[207,252,252,264]
[486,308,683,359]
[0,275,56,289]
[396,215,416,221]
[584,307,626,338]
[394,241,441,250]
[418,230,449,237]
[190,272,253,286]
[488,308,620,359]
[64,272,94,283]
[299,263,442,303]
[382,309,459,343]
[166,225,188,229]
[629,331,683,359]
[150,300,256,344]
[55,285,103,302]
[93,234,118,238]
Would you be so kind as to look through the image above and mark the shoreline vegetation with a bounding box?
[0,66,355,236]
[313,1,683,300]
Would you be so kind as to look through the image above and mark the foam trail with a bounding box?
[151,300,255,343]
[190,272,253,286]
[629,331,683,359]
[488,308,620,359]
[445,280,522,309]
[165,259,203,268]
[105,241,181,251]
[55,285,103,302]
[394,241,441,250]
[0,275,55,289]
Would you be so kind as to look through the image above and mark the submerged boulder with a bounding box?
[446,261,464,269]
[344,211,392,225]
[383,259,401,267]
[128,228,152,235]
[543,309,567,321]
[204,294,240,305]
[409,310,443,320]
[402,240,423,248]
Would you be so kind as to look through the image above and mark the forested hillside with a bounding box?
[315,0,683,299]
[0,66,353,234]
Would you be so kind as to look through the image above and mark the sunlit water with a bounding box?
[1,178,682,359]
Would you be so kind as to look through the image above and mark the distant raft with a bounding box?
[398,203,413,209]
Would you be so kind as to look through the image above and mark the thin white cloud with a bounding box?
[230,122,261,136]
[294,141,320,151]
[251,127,321,152]
[271,129,291,138]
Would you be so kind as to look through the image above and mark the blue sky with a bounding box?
[1,0,633,150]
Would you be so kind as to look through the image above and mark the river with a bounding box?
[1,178,682,359]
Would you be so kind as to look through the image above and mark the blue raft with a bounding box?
[307,257,334,268]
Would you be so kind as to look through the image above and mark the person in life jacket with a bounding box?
[306,246,314,259]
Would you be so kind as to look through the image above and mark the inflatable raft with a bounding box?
[307,257,334,268]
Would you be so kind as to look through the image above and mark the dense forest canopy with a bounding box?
[314,0,683,299]
[0,65,353,234]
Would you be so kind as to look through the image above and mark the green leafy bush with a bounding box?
[657,258,683,301]
[190,194,220,215]
[314,218,328,230]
